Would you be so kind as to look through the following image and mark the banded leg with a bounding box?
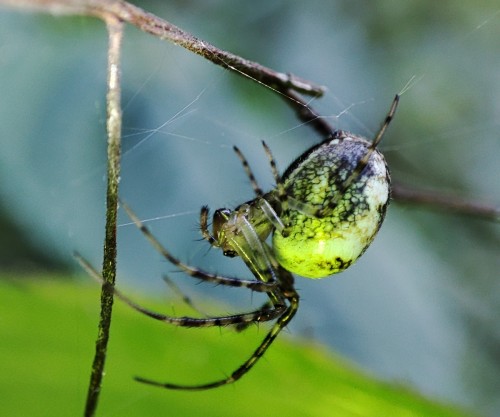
[234,142,289,232]
[317,94,399,217]
[199,205,217,246]
[135,285,299,390]
[76,253,287,328]
[261,140,287,207]
[122,201,277,293]
[162,275,208,317]
[200,144,275,246]
[338,94,399,192]
[233,145,264,197]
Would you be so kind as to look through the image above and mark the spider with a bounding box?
[80,93,399,390]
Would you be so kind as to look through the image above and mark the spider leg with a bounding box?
[233,145,264,197]
[120,200,292,318]
[199,205,217,246]
[75,253,287,328]
[162,274,208,317]
[261,141,287,207]
[202,144,286,246]
[233,300,273,332]
[233,142,290,233]
[317,94,399,217]
[119,176,299,389]
[337,94,399,193]
[135,277,300,390]
[121,201,277,293]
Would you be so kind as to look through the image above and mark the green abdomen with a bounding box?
[272,136,390,279]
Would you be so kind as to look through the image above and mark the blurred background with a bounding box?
[1,0,499,415]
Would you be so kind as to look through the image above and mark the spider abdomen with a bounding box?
[273,135,390,278]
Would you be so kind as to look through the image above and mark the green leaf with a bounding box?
[0,276,479,417]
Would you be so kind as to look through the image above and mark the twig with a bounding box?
[0,0,325,97]
[392,183,500,221]
[84,14,123,417]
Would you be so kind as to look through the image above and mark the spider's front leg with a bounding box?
[76,253,287,329]
[122,201,275,292]
[115,201,300,390]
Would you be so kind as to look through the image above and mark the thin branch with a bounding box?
[392,183,500,221]
[84,15,123,417]
[0,0,325,97]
